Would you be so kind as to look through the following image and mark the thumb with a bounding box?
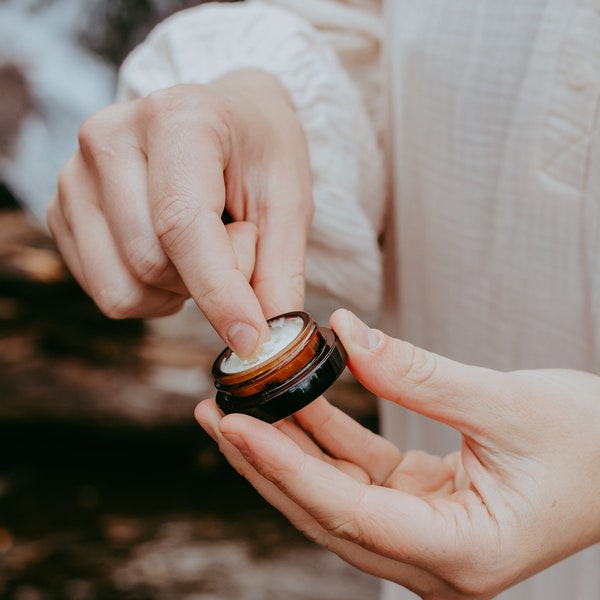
[330,309,509,436]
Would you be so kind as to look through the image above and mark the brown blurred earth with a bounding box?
[0,196,380,600]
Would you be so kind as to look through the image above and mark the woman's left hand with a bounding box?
[195,309,600,600]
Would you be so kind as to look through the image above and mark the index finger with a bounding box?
[145,111,269,358]
[196,400,441,591]
[218,412,446,564]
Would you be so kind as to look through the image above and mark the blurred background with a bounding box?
[0,1,379,598]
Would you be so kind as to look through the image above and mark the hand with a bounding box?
[196,309,600,599]
[47,69,313,357]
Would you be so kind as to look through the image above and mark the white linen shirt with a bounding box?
[118,1,600,598]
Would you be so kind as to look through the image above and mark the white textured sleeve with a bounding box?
[118,1,385,320]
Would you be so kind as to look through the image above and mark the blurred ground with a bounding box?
[0,196,380,599]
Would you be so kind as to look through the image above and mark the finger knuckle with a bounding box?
[142,86,207,126]
[95,285,142,320]
[289,271,306,297]
[393,341,438,388]
[327,514,362,543]
[254,270,306,311]
[153,195,199,253]
[141,87,184,126]
[124,236,173,287]
[194,282,230,313]
[324,487,366,543]
[77,111,116,165]
[444,570,496,598]
[142,86,229,147]
[55,160,81,223]
[148,296,187,318]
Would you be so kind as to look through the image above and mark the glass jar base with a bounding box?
[213,314,347,423]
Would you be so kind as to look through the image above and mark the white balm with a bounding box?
[220,316,304,374]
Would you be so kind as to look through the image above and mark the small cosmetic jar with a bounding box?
[212,311,347,423]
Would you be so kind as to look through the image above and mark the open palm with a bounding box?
[196,310,600,599]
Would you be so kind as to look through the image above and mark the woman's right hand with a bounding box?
[47,69,314,358]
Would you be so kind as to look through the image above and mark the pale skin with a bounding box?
[197,309,600,599]
[49,70,600,598]
[47,70,313,358]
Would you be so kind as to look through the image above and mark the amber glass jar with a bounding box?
[212,311,347,423]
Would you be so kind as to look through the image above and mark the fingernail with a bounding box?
[347,310,382,350]
[227,322,260,358]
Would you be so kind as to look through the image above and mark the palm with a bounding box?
[198,397,508,599]
[277,406,506,591]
